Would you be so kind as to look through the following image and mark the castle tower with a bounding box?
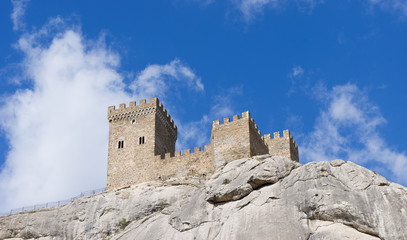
[264,130,299,162]
[211,111,269,168]
[106,98,177,189]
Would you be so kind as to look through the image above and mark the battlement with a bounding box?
[107,97,158,116]
[147,144,214,181]
[212,111,251,126]
[107,98,299,190]
[263,129,299,162]
[264,130,291,139]
[156,144,212,160]
[263,130,298,148]
[156,101,177,132]
[249,117,262,138]
[211,111,263,138]
[107,97,177,131]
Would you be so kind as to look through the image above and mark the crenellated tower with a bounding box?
[211,111,269,168]
[107,97,177,189]
[264,130,299,162]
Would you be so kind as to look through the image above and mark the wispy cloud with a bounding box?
[176,86,241,151]
[209,0,407,22]
[287,65,307,95]
[367,0,407,18]
[290,65,304,78]
[301,83,407,185]
[190,0,216,6]
[237,0,277,21]
[131,58,204,100]
[0,17,204,212]
[234,0,322,21]
[11,0,30,31]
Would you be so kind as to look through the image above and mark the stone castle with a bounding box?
[107,98,299,190]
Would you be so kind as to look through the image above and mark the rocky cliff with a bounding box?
[1,156,407,239]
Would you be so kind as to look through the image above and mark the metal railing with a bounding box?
[0,187,106,217]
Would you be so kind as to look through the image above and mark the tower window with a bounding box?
[139,136,145,144]
[118,140,124,149]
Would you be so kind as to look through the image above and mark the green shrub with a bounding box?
[159,199,167,207]
[118,218,130,230]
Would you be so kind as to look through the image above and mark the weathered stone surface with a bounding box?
[1,156,407,239]
[307,220,381,239]
[205,156,300,203]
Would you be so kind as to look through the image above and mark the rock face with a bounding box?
[1,156,407,239]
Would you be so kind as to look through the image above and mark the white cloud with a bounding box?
[131,58,204,100]
[190,0,216,6]
[186,0,407,21]
[176,116,211,151]
[0,18,204,212]
[233,0,407,22]
[11,0,30,31]
[367,0,407,17]
[235,0,321,21]
[301,83,407,185]
[176,88,239,151]
[238,0,277,21]
[290,65,304,78]
[287,65,307,95]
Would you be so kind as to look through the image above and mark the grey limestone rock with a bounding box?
[1,156,406,240]
[205,156,300,203]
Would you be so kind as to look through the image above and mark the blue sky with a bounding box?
[0,0,406,212]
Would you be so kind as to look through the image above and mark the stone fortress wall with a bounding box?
[107,98,299,190]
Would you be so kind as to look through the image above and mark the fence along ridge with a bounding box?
[0,187,106,217]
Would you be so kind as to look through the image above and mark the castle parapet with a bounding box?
[212,111,251,127]
[211,111,268,168]
[107,97,158,120]
[151,143,214,181]
[264,129,299,162]
[157,101,177,132]
[107,98,177,132]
